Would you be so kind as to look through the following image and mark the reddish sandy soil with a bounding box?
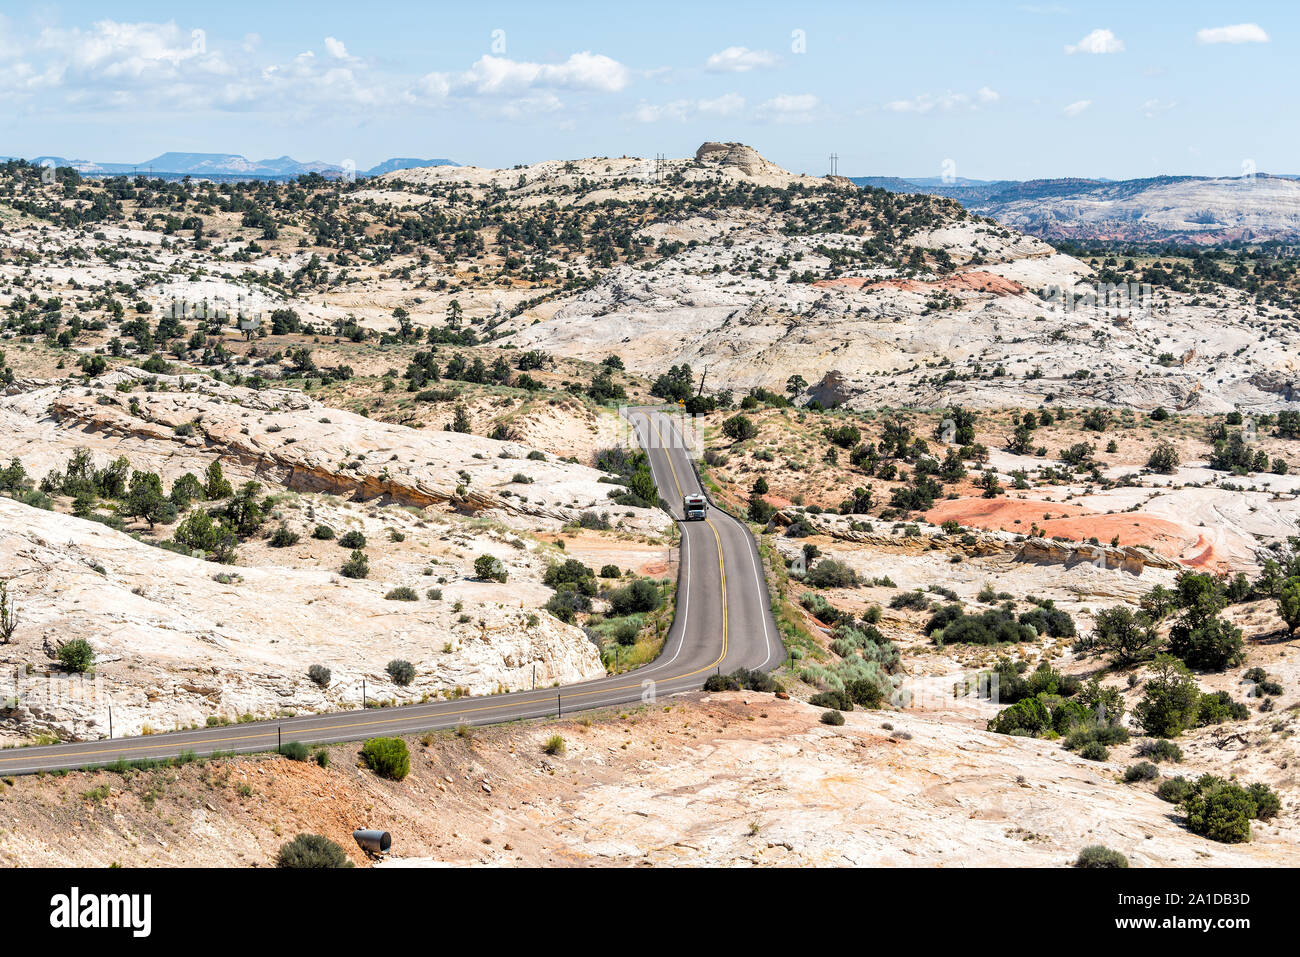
[926,497,1207,564]
[814,270,1025,296]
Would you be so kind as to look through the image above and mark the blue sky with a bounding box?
[1,1,1292,179]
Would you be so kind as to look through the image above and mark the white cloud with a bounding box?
[456,51,629,95]
[883,87,1000,113]
[698,92,745,115]
[886,92,965,113]
[1063,99,1092,116]
[1196,23,1269,45]
[0,18,631,121]
[704,46,779,72]
[1065,28,1123,54]
[37,20,224,79]
[756,93,819,123]
[630,92,745,123]
[1140,98,1176,117]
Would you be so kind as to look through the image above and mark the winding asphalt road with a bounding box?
[0,408,783,774]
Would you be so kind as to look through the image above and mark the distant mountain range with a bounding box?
[851,173,1300,243]
[4,152,458,181]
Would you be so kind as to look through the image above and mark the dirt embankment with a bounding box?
[2,693,1292,868]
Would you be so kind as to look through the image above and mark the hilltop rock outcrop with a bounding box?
[695,142,768,174]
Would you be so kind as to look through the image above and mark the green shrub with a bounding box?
[1169,614,1243,672]
[1078,741,1110,761]
[809,688,854,711]
[1134,655,1201,737]
[1183,776,1256,843]
[269,525,300,547]
[612,619,641,646]
[545,588,590,623]
[1088,606,1160,666]
[1075,845,1128,868]
[339,530,366,549]
[1124,761,1159,783]
[1196,690,1248,727]
[543,559,596,595]
[1146,440,1179,474]
[705,668,782,694]
[386,659,415,686]
[1018,603,1076,639]
[599,564,621,578]
[1247,782,1282,822]
[311,524,335,540]
[361,737,410,780]
[543,734,565,756]
[577,510,611,530]
[987,696,1050,736]
[722,414,758,442]
[280,740,310,761]
[930,606,1034,645]
[57,638,96,673]
[385,586,419,601]
[276,833,353,868]
[307,664,331,688]
[893,590,933,611]
[1280,578,1300,635]
[806,559,858,589]
[844,676,886,709]
[820,709,845,726]
[340,550,369,579]
[608,578,661,615]
[802,592,850,624]
[474,554,507,582]
[1136,738,1183,763]
[1156,776,1195,804]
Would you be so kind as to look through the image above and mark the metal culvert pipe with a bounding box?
[353,829,392,854]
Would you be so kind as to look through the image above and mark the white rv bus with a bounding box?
[683,494,708,521]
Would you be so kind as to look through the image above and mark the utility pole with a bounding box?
[362,678,366,709]
[557,693,562,717]
[277,725,281,754]
[532,664,536,690]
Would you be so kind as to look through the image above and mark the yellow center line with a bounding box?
[645,411,685,501]
[0,413,733,769]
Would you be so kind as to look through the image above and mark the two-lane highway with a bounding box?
[0,408,783,774]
